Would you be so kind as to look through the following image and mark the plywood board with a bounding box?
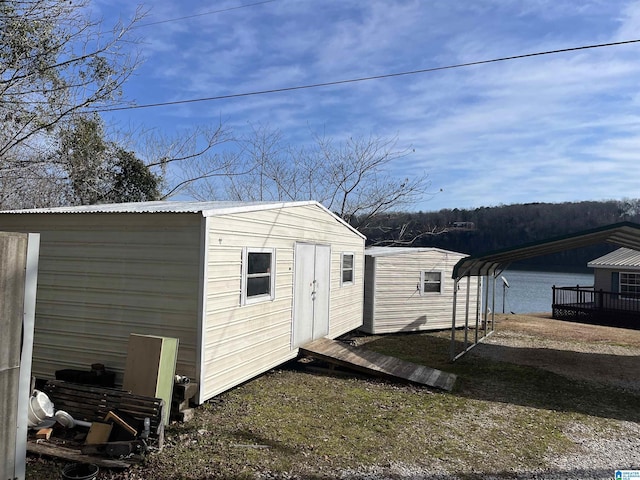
[122,334,178,425]
[122,335,162,396]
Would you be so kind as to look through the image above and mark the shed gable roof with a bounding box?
[1,200,366,239]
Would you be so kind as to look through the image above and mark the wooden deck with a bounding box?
[552,286,640,329]
[299,338,456,391]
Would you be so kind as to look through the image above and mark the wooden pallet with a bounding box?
[41,380,165,448]
[299,338,457,391]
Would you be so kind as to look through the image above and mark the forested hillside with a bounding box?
[365,200,640,270]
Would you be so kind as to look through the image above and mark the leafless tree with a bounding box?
[216,124,292,202]
[0,158,71,209]
[367,220,447,246]
[310,132,429,231]
[618,198,640,220]
[184,124,431,235]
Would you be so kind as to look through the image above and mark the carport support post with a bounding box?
[490,274,497,333]
[450,279,459,361]
[483,275,490,334]
[475,276,482,344]
[463,276,470,350]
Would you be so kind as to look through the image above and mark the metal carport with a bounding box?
[449,221,640,360]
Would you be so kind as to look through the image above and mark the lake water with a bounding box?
[484,269,594,314]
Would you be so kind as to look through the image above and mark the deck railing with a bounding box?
[552,285,640,328]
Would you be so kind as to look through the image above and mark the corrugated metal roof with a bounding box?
[365,246,466,258]
[587,247,640,269]
[0,200,366,239]
[452,222,640,279]
[1,200,314,215]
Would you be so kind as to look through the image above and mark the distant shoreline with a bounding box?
[506,264,591,274]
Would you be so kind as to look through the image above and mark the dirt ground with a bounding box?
[470,313,640,391]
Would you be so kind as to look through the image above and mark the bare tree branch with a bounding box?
[177,124,432,239]
[140,123,234,199]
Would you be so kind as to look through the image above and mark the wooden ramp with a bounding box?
[299,338,456,391]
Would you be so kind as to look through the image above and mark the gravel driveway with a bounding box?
[471,314,640,392]
[462,314,640,480]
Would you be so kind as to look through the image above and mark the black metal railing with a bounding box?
[552,285,640,329]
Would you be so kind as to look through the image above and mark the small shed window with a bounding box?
[242,248,275,304]
[341,253,354,285]
[620,272,640,300]
[420,271,443,294]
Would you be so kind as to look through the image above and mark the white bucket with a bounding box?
[27,390,54,427]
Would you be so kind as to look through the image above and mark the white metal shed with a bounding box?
[0,200,365,404]
[363,247,479,334]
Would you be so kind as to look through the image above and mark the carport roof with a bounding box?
[452,221,640,279]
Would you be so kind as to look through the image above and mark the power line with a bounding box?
[132,0,278,29]
[97,38,640,113]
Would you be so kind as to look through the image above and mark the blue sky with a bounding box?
[94,0,640,212]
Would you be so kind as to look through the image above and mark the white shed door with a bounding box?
[292,243,331,347]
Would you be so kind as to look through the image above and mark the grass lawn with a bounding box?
[26,315,640,479]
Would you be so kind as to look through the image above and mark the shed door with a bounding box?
[292,243,331,347]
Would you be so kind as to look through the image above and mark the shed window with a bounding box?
[420,271,443,294]
[341,253,354,285]
[242,248,275,304]
[620,272,640,300]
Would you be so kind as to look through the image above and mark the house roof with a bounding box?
[452,222,640,279]
[587,247,640,270]
[1,200,366,239]
[365,246,467,258]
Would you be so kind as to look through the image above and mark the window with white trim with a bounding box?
[620,272,640,300]
[420,271,443,294]
[341,253,354,285]
[242,248,275,304]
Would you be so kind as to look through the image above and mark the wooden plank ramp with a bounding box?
[299,338,456,391]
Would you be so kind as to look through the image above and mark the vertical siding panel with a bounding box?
[0,233,32,479]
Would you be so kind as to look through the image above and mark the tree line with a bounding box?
[364,200,640,270]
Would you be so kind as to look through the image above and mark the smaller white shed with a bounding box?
[362,247,480,334]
